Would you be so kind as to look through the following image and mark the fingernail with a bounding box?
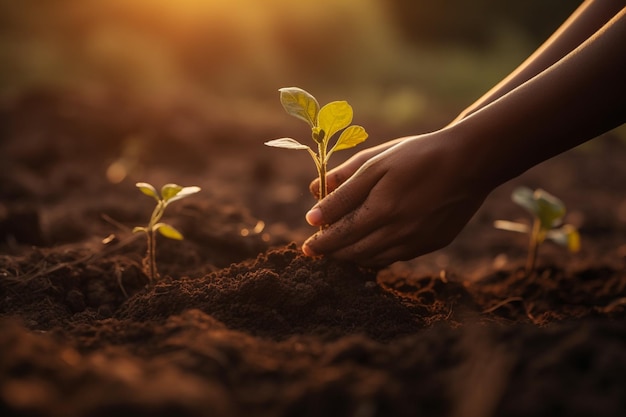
[302,242,318,257]
[305,207,323,226]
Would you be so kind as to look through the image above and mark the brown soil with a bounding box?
[1,91,625,417]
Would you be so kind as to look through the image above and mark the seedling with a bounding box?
[494,186,580,275]
[133,182,200,282]
[265,87,368,203]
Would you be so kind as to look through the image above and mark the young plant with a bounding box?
[494,186,580,275]
[133,182,200,282]
[265,87,368,202]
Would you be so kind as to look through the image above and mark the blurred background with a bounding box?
[2,0,626,271]
[0,0,584,135]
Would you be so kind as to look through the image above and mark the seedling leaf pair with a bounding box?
[133,182,200,281]
[266,87,368,203]
[136,182,201,207]
[494,186,580,274]
[511,186,565,231]
[271,93,368,158]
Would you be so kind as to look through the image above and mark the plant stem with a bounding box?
[526,218,541,275]
[317,142,327,232]
[318,142,327,200]
[147,229,157,281]
[146,201,164,281]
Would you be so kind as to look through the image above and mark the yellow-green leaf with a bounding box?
[332,125,368,152]
[534,189,565,229]
[155,223,183,240]
[567,227,581,252]
[136,182,159,201]
[546,224,580,252]
[264,138,310,150]
[132,226,147,234]
[161,183,183,202]
[318,101,353,145]
[166,186,201,204]
[512,187,565,230]
[279,87,319,128]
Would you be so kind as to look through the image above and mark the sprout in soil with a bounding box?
[494,186,580,275]
[132,182,200,282]
[265,87,368,204]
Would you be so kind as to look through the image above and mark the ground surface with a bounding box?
[1,91,625,417]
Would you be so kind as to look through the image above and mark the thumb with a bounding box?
[306,163,382,226]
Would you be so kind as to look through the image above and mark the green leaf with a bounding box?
[511,186,537,215]
[264,138,310,150]
[512,186,565,230]
[155,223,183,240]
[161,184,184,202]
[136,182,159,201]
[331,125,368,153]
[547,224,580,252]
[279,87,319,128]
[534,189,565,229]
[166,186,201,204]
[317,101,353,145]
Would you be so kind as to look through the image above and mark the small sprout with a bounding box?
[133,182,200,282]
[494,186,580,275]
[265,87,368,206]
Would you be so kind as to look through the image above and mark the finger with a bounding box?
[303,188,392,255]
[329,224,416,267]
[351,238,439,268]
[306,160,386,227]
[302,212,370,257]
[308,156,364,198]
[325,207,459,267]
[308,170,349,200]
[307,138,407,198]
[355,246,411,268]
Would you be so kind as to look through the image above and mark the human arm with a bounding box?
[302,7,626,267]
[451,0,625,122]
[310,0,623,197]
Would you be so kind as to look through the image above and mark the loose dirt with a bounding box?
[1,91,625,417]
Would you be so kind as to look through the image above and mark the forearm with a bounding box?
[452,0,624,123]
[451,7,626,190]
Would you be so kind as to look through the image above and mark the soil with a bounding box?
[1,90,625,417]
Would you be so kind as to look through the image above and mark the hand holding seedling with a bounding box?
[133,182,200,281]
[494,186,580,274]
[301,132,491,267]
[265,87,368,205]
[296,2,623,268]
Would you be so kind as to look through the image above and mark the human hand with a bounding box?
[308,137,406,199]
[302,132,490,268]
